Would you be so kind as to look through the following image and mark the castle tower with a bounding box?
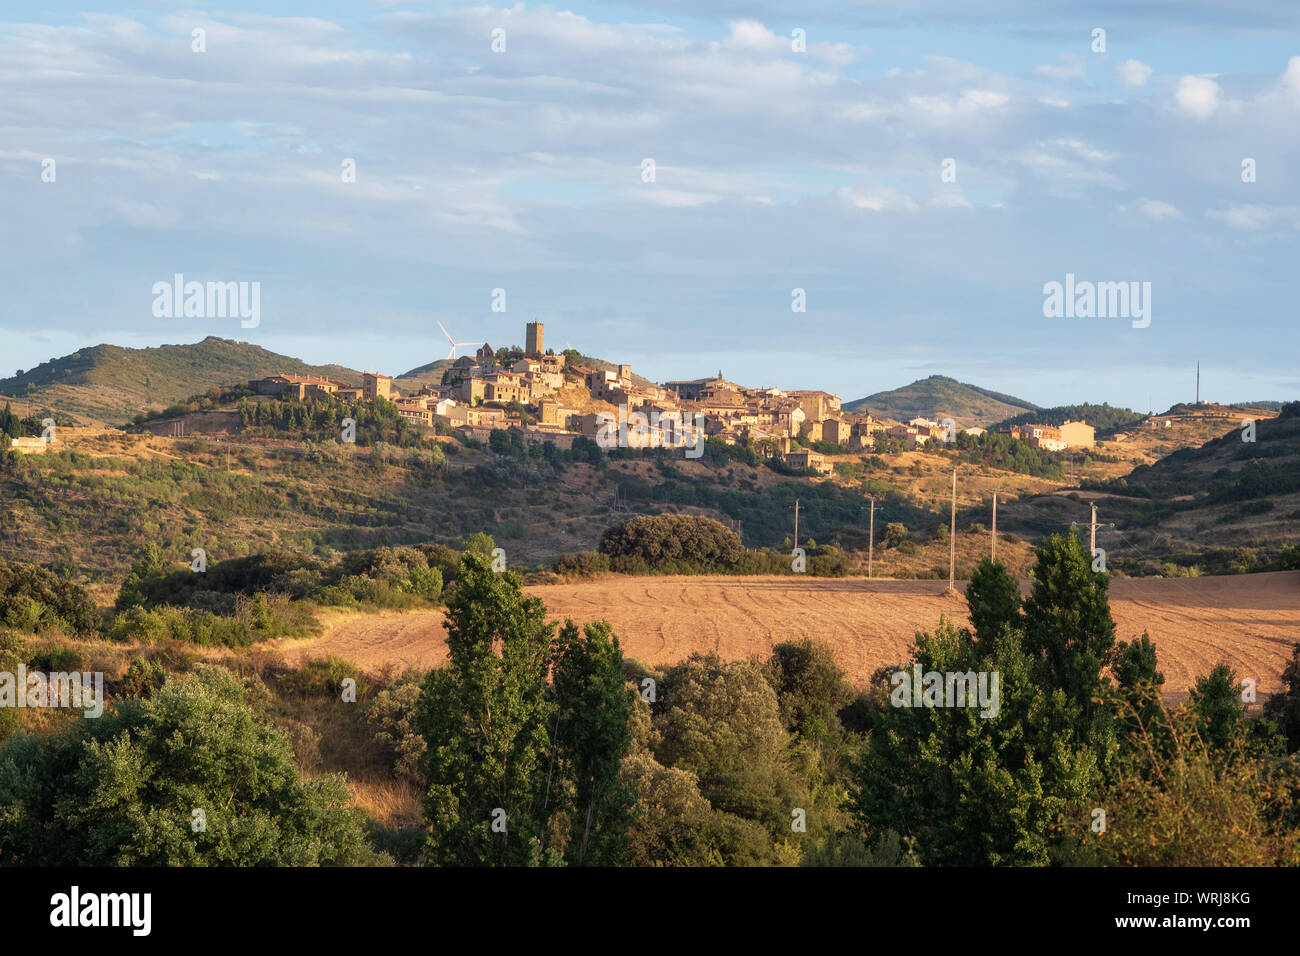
[526,321,544,358]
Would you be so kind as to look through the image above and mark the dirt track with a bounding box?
[276,571,1300,695]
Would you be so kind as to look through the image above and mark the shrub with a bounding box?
[600,515,743,573]
[118,657,169,698]
[366,675,426,783]
[0,560,98,636]
[554,551,611,578]
[278,655,364,699]
[0,667,385,865]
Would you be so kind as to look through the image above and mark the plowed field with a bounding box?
[276,571,1300,695]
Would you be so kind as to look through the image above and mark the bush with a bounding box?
[0,667,386,865]
[27,648,83,672]
[881,523,908,549]
[278,655,364,699]
[0,560,99,636]
[366,675,426,782]
[554,551,611,578]
[118,657,169,698]
[600,515,744,573]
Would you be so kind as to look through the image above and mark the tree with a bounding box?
[1068,687,1300,866]
[1112,633,1162,689]
[0,668,380,865]
[1188,663,1248,752]
[417,552,554,865]
[1107,633,1166,751]
[0,403,19,439]
[881,523,907,548]
[847,620,1104,866]
[1263,641,1300,753]
[115,543,168,611]
[964,558,1021,644]
[655,653,804,845]
[762,639,853,745]
[548,619,636,865]
[1020,530,1116,726]
[0,559,100,635]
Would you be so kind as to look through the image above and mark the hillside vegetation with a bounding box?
[992,402,1146,436]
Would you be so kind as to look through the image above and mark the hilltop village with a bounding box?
[241,320,1097,469]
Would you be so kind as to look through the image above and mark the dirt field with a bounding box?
[275,571,1300,696]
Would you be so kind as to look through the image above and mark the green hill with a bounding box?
[845,375,1038,427]
[0,337,362,426]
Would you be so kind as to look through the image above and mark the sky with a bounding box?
[2,1,1298,412]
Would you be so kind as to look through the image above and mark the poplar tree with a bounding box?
[418,551,554,865]
[548,619,635,866]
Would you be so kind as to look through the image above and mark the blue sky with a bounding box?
[2,2,1298,411]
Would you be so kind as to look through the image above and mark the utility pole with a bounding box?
[867,495,875,579]
[949,466,957,589]
[991,489,998,562]
[1089,502,1098,557]
[794,499,800,551]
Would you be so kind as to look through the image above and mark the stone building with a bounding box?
[526,321,544,358]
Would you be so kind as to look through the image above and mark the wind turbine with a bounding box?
[439,322,481,361]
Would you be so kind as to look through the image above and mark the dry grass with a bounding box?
[347,776,424,828]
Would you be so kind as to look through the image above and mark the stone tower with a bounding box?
[526,321,544,358]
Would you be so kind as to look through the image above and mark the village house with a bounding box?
[435,403,507,430]
[783,448,833,475]
[9,436,47,455]
[820,418,852,446]
[537,399,579,429]
[1010,424,1068,452]
[890,424,930,449]
[1058,420,1095,448]
[362,372,392,402]
[790,390,842,424]
[664,375,744,403]
[510,424,577,451]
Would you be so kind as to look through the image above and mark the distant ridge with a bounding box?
[0,337,362,426]
[844,374,1039,427]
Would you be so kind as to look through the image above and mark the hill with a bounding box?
[393,358,455,393]
[845,374,1038,427]
[0,337,362,426]
[998,402,1300,574]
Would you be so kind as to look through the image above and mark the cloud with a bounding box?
[1134,198,1181,220]
[835,184,920,212]
[1,4,1298,410]
[1034,54,1085,82]
[1116,59,1152,87]
[1207,204,1290,231]
[1175,75,1222,118]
